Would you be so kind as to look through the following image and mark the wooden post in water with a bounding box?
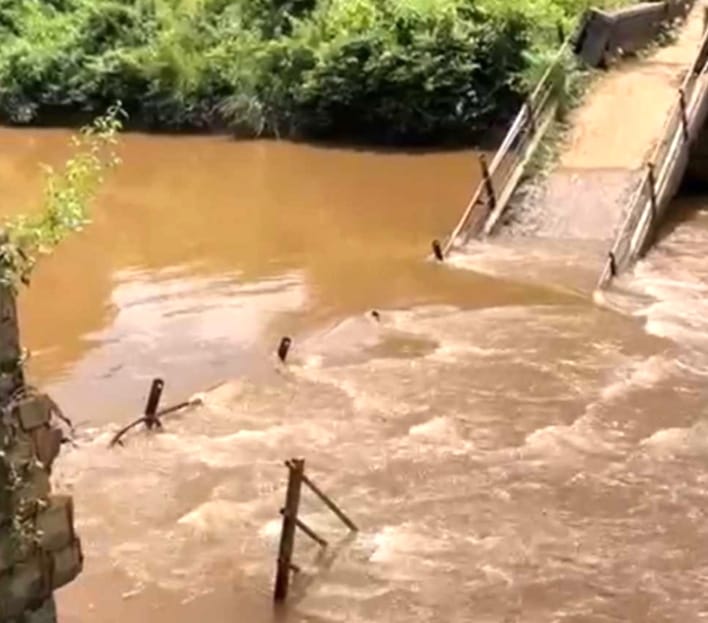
[144,378,164,430]
[479,155,497,213]
[274,458,304,603]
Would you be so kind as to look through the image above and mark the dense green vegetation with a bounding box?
[0,0,622,143]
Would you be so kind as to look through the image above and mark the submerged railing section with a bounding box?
[596,24,708,288]
[439,34,572,258]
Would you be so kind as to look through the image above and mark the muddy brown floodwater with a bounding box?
[2,128,708,623]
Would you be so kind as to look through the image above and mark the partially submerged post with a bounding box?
[278,337,292,363]
[144,378,164,430]
[109,379,203,448]
[274,458,304,602]
[273,459,358,603]
[431,239,444,262]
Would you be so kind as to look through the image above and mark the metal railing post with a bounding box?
[678,88,689,142]
[144,378,164,430]
[274,458,304,602]
[479,154,497,212]
[647,163,658,222]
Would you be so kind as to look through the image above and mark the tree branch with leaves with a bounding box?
[0,104,124,291]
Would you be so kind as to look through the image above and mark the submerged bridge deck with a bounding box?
[439,0,708,292]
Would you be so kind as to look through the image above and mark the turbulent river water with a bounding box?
[3,128,708,623]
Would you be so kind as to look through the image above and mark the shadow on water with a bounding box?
[652,187,708,247]
[4,106,509,155]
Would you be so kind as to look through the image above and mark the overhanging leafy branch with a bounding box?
[0,103,124,290]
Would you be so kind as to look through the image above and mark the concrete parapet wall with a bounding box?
[576,0,694,67]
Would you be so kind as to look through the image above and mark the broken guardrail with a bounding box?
[435,27,572,259]
[274,458,358,603]
[597,21,708,288]
[109,378,202,447]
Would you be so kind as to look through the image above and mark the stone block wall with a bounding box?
[0,290,81,622]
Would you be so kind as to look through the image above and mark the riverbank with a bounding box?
[0,0,628,145]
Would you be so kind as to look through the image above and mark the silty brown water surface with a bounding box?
[2,128,707,623]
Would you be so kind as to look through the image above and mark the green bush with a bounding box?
[0,0,621,143]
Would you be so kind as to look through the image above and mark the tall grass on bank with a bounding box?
[0,0,624,144]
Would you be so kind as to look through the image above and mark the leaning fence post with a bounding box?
[479,154,496,212]
[678,88,689,142]
[144,378,164,430]
[274,458,304,603]
[647,163,658,222]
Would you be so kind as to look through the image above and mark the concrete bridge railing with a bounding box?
[439,0,695,260]
[576,0,693,67]
[439,35,571,257]
[597,24,708,289]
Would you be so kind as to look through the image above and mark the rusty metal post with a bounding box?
[479,155,496,212]
[678,88,689,142]
[274,458,304,603]
[647,163,658,222]
[144,378,164,431]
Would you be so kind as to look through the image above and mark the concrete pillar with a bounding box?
[0,286,82,622]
